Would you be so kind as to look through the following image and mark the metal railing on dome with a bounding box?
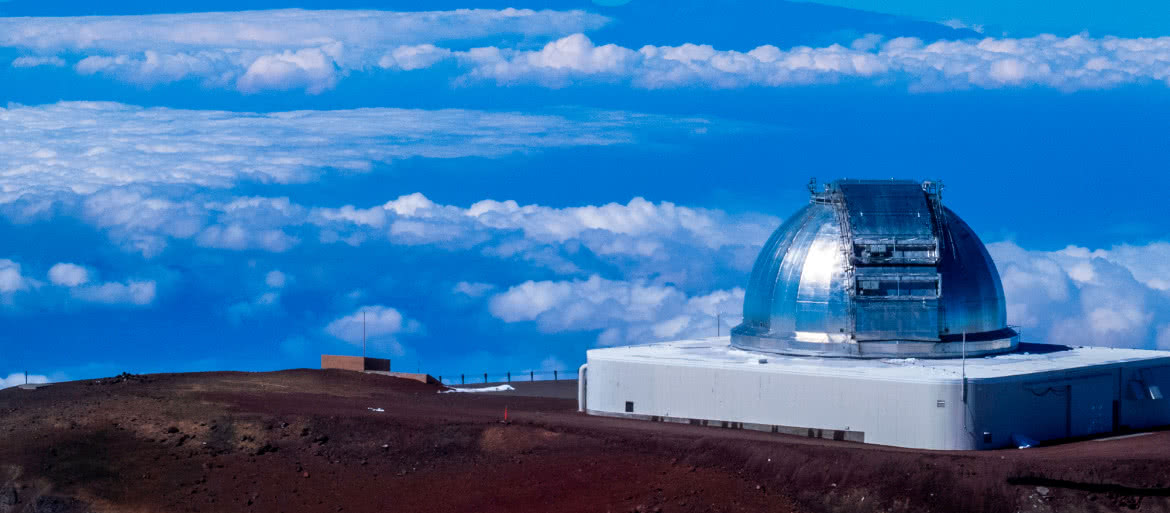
[435,370,573,386]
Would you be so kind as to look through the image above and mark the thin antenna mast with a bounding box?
[716,312,721,337]
[961,331,967,403]
[362,309,367,359]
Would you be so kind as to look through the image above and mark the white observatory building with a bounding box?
[578,179,1170,450]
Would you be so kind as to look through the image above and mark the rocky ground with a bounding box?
[1,369,1168,513]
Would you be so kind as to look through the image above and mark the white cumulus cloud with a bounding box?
[324,305,422,356]
[71,280,156,306]
[48,263,90,287]
[0,259,154,307]
[1157,324,1170,351]
[310,193,775,287]
[378,44,452,70]
[988,241,1170,349]
[1,372,50,389]
[48,190,772,296]
[11,55,65,67]
[236,46,339,94]
[488,275,743,346]
[539,355,566,371]
[940,19,986,35]
[228,291,282,322]
[0,259,31,294]
[453,281,495,297]
[265,270,287,288]
[316,193,773,255]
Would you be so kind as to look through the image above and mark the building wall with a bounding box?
[320,355,391,372]
[585,358,968,449]
[584,356,1170,450]
[967,363,1170,447]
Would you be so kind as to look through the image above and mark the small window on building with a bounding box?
[625,401,634,413]
[863,244,892,258]
[903,280,939,297]
[1127,380,1165,400]
[982,432,992,444]
[856,279,900,297]
[856,276,939,298]
[936,399,946,408]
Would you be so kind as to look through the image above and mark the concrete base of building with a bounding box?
[365,371,438,384]
[580,337,1170,450]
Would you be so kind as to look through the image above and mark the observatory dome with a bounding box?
[731,179,1016,358]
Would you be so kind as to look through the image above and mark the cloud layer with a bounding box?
[312,193,773,265]
[0,101,718,256]
[2,9,607,93]
[0,8,605,52]
[0,259,156,307]
[53,188,776,291]
[304,193,773,293]
[450,33,1170,91]
[480,239,1170,350]
[5,9,1170,93]
[990,242,1170,350]
[0,101,667,200]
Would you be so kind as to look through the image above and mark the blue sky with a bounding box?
[794,0,1170,38]
[2,0,1170,387]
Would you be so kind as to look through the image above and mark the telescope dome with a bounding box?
[730,179,1016,358]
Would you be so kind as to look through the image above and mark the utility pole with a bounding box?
[362,309,367,359]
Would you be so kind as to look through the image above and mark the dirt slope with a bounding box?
[1,369,1167,513]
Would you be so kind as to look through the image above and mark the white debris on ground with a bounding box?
[439,384,516,394]
[367,407,385,412]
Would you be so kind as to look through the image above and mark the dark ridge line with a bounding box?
[1008,476,1170,497]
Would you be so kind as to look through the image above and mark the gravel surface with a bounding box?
[1,369,1167,513]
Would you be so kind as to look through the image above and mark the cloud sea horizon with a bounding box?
[1,0,1168,387]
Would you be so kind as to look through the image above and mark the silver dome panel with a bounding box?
[731,179,1016,358]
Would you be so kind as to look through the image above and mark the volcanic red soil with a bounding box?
[2,370,1169,513]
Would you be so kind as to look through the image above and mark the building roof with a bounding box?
[589,337,1170,384]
